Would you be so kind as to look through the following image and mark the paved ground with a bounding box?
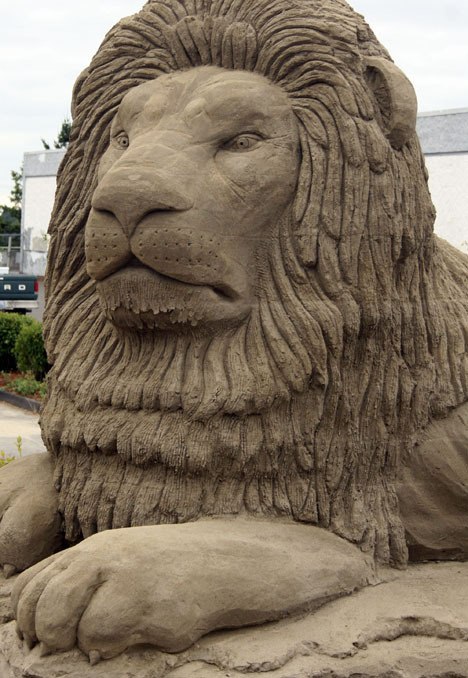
[0,402,46,458]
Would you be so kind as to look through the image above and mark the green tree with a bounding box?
[9,169,22,208]
[41,117,71,150]
[0,169,22,237]
[1,117,71,242]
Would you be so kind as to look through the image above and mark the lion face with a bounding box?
[85,66,299,330]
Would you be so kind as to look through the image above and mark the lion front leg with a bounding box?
[0,454,62,576]
[12,519,373,662]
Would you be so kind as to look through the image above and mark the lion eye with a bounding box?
[115,132,130,149]
[223,134,262,152]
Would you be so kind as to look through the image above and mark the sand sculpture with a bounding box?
[0,0,467,672]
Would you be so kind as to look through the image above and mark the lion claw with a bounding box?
[38,642,52,657]
[24,634,36,651]
[3,563,17,579]
[89,650,102,666]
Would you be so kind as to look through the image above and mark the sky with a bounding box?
[0,0,467,204]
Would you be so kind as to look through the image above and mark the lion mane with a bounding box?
[41,0,468,566]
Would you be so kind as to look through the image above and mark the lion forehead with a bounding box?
[113,67,296,141]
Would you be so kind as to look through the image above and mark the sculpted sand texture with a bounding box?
[1,563,468,677]
[41,0,467,562]
[0,0,467,671]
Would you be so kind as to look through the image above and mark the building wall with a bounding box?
[21,150,65,278]
[22,175,56,276]
[426,154,468,253]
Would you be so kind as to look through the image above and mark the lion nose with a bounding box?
[91,170,193,235]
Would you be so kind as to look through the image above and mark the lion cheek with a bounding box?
[131,225,225,284]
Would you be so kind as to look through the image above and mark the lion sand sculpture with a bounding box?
[0,0,467,668]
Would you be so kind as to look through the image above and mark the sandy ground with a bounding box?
[0,402,46,458]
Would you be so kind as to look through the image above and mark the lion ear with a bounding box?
[364,56,418,149]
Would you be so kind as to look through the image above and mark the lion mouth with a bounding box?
[124,259,239,301]
[96,262,251,330]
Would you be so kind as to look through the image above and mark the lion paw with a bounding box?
[0,454,61,573]
[11,527,202,661]
[12,521,373,662]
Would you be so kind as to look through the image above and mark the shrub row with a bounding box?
[0,313,48,380]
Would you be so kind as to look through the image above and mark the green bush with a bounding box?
[14,318,49,380]
[0,313,30,371]
[7,375,47,398]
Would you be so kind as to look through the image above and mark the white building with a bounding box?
[416,108,468,253]
[21,149,66,277]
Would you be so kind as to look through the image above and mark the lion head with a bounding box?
[86,67,299,331]
[40,0,467,566]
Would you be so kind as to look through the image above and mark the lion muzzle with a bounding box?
[85,166,253,327]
